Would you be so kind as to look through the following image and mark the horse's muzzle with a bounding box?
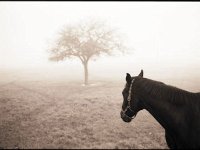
[120,111,132,123]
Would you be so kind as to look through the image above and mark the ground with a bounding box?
[0,77,170,149]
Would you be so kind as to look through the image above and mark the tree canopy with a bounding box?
[49,20,125,63]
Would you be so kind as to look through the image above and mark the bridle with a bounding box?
[121,78,136,120]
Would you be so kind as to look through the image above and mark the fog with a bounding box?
[1,2,200,149]
[0,2,200,89]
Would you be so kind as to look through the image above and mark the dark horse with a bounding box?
[120,70,200,149]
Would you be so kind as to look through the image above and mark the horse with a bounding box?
[120,70,200,149]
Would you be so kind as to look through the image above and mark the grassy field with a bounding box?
[0,77,170,149]
[1,71,200,149]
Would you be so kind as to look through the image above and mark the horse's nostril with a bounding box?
[120,111,124,118]
[120,111,122,118]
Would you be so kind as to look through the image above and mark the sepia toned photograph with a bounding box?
[0,2,200,149]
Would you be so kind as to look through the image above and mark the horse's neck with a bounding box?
[142,97,177,132]
[136,79,183,133]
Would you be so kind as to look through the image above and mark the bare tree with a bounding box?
[49,20,126,85]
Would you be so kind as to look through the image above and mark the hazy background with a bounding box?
[1,2,200,149]
[0,2,200,90]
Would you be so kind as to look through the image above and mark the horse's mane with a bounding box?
[135,77,200,106]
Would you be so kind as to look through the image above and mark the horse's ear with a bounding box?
[138,69,143,77]
[126,73,132,84]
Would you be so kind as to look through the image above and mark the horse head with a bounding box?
[120,69,144,123]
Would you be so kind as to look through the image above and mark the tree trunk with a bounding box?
[83,61,88,85]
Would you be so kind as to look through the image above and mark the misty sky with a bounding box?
[0,2,200,80]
